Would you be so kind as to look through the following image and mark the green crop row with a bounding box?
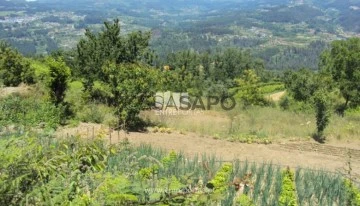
[295,168,348,205]
[1,131,359,205]
[208,163,233,193]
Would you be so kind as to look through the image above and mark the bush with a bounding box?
[0,94,61,129]
[313,92,331,141]
[279,94,313,113]
[344,107,360,121]
[77,103,106,124]
[21,59,36,85]
[258,82,285,94]
[65,81,118,127]
[0,46,35,86]
[76,103,116,126]
[90,81,113,104]
[235,70,270,107]
[44,57,71,105]
[279,95,290,110]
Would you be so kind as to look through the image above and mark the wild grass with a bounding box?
[142,105,360,141]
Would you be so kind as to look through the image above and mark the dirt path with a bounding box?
[56,123,360,174]
[125,132,360,174]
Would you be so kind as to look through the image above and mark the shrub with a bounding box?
[44,57,71,105]
[91,81,113,104]
[77,103,107,124]
[64,80,85,114]
[0,94,61,129]
[313,91,331,141]
[0,46,35,86]
[279,95,313,113]
[279,95,290,110]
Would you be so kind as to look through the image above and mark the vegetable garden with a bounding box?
[0,130,359,205]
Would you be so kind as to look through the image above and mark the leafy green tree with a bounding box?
[44,57,71,105]
[76,19,151,93]
[161,48,265,96]
[283,68,317,102]
[102,63,157,130]
[74,20,158,129]
[0,42,35,86]
[234,69,267,107]
[160,69,184,92]
[211,48,261,82]
[320,38,360,108]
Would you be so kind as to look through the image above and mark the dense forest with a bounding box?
[1,0,360,70]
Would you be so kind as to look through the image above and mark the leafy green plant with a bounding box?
[93,174,139,205]
[344,180,360,206]
[283,68,317,103]
[0,44,35,86]
[229,133,272,145]
[208,163,233,194]
[279,168,298,206]
[0,95,61,129]
[236,194,255,206]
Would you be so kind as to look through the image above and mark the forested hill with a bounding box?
[0,0,359,70]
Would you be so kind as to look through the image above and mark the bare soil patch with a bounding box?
[56,123,360,174]
[279,142,360,159]
[268,91,286,102]
[0,84,32,98]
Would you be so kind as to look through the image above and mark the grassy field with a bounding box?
[142,105,360,142]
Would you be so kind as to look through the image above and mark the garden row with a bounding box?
[0,131,359,205]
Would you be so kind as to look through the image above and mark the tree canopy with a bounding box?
[320,38,360,108]
[76,19,152,92]
[0,42,34,86]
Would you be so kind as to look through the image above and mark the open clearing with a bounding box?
[57,123,360,174]
[0,84,31,98]
[268,91,286,102]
